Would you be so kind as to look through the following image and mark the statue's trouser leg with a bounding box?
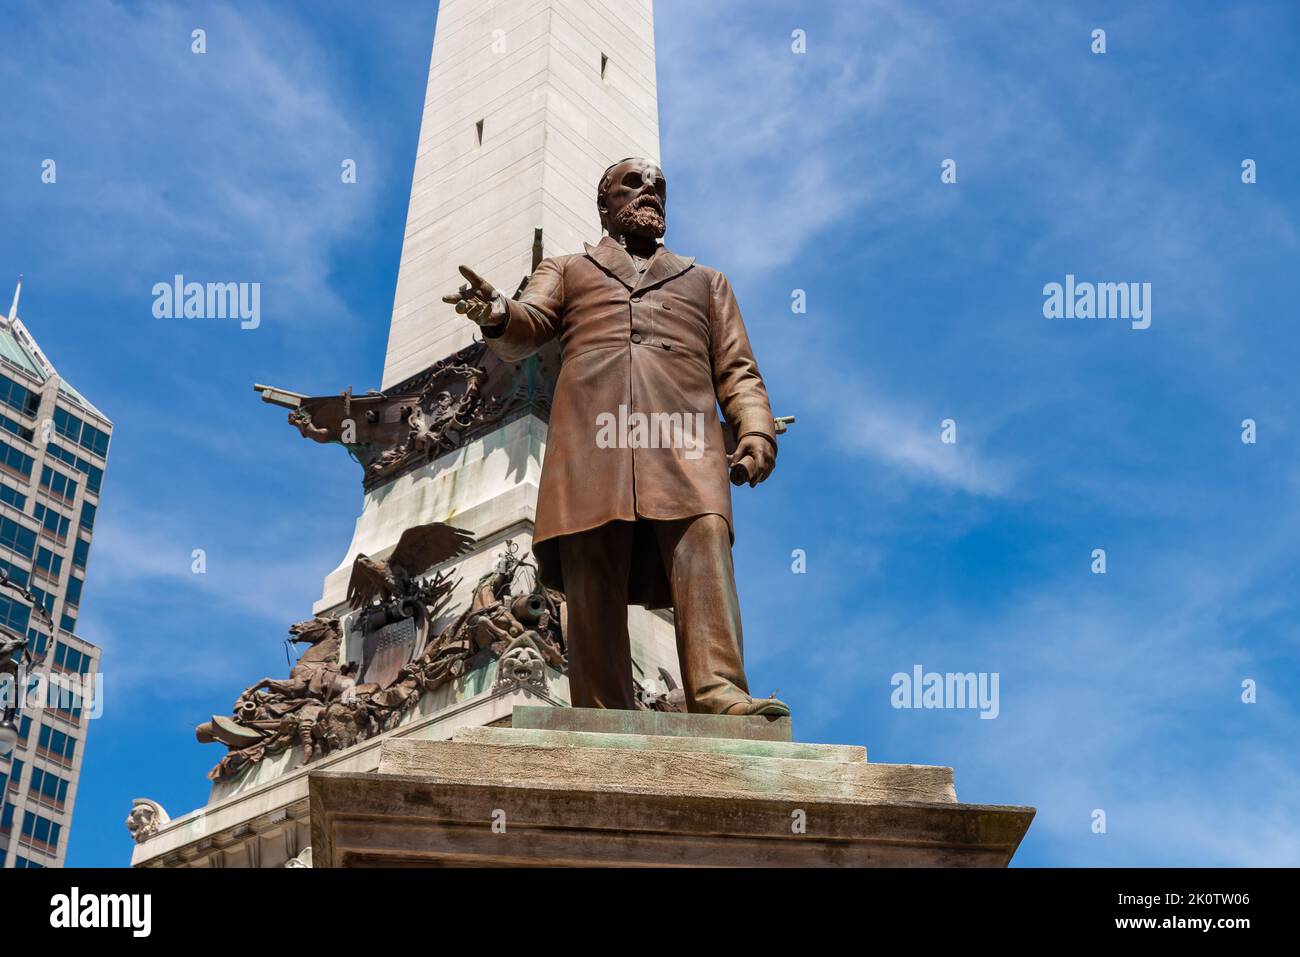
[557,521,638,710]
[652,514,751,714]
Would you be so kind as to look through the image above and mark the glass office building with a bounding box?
[0,282,110,868]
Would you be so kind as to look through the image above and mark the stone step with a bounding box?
[454,726,867,762]
[378,738,956,805]
[511,704,793,742]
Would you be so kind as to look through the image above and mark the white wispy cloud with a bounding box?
[2,0,381,323]
[80,499,344,692]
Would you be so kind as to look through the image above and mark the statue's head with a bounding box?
[598,157,666,240]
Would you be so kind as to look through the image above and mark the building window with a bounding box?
[1,758,23,793]
[54,689,82,721]
[0,595,31,633]
[53,408,79,443]
[0,413,35,442]
[47,444,103,494]
[39,466,78,503]
[0,515,37,557]
[21,810,62,852]
[0,557,29,588]
[53,642,89,674]
[60,612,76,633]
[72,537,89,569]
[30,585,55,617]
[35,546,63,581]
[79,501,96,533]
[33,503,71,540]
[0,483,26,511]
[30,767,70,805]
[0,375,40,418]
[0,441,34,480]
[81,423,110,458]
[26,628,49,657]
[55,409,109,459]
[37,724,77,763]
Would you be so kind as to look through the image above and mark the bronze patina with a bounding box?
[444,158,789,717]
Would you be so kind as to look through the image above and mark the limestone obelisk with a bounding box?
[383,0,660,387]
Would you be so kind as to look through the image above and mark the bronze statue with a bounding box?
[443,157,788,717]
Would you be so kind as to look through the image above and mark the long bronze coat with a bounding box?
[484,235,776,609]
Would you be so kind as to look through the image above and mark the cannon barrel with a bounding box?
[511,594,547,624]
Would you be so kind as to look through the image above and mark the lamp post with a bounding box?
[0,707,17,757]
[1,570,52,756]
[0,644,24,758]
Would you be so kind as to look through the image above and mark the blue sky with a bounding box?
[2,0,1297,867]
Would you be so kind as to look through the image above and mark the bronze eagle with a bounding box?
[347,523,475,610]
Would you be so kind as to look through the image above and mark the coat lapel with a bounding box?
[583,236,638,290]
[634,245,695,294]
[584,236,696,294]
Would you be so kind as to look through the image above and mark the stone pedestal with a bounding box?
[309,706,1034,867]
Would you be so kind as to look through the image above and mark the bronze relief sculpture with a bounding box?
[444,158,789,717]
[195,530,569,781]
[262,342,543,491]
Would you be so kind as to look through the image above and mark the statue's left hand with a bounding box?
[730,434,776,487]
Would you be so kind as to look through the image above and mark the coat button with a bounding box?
[631,332,643,343]
[631,295,642,303]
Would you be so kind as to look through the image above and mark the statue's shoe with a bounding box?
[723,697,791,718]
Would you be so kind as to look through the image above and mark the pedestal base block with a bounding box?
[309,707,1034,867]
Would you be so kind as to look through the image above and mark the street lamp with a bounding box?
[1,664,23,756]
[0,710,17,756]
[0,570,54,756]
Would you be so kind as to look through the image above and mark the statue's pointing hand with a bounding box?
[442,265,506,327]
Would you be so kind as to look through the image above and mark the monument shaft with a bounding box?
[384,0,660,388]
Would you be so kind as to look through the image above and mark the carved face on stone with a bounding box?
[501,644,545,685]
[599,158,666,240]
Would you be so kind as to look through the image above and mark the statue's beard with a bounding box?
[614,197,666,238]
